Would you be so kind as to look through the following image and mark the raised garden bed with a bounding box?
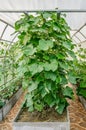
[13,106,70,130]
[0,87,23,121]
[12,12,75,130]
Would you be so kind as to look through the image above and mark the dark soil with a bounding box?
[16,107,67,122]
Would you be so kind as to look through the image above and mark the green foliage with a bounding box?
[63,86,74,99]
[0,41,22,105]
[74,46,86,98]
[15,12,75,114]
[38,39,53,51]
[68,73,76,84]
[0,80,21,101]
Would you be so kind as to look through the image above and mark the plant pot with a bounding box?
[13,106,70,130]
[79,96,86,109]
[0,87,23,121]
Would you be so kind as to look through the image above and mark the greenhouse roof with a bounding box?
[0,0,86,46]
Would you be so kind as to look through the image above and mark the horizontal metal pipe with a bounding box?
[0,18,14,28]
[0,9,86,13]
[0,38,15,43]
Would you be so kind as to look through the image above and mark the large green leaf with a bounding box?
[63,86,74,99]
[22,79,29,89]
[68,73,76,84]
[78,89,86,98]
[80,81,86,88]
[26,93,33,107]
[42,12,52,19]
[34,102,44,111]
[45,82,52,91]
[44,62,50,71]
[53,23,60,32]
[28,81,38,92]
[23,45,36,56]
[25,93,34,112]
[29,63,43,75]
[67,50,76,59]
[47,40,54,48]
[59,62,68,70]
[38,39,53,51]
[44,60,58,72]
[44,94,55,107]
[39,83,51,98]
[41,87,47,98]
[61,76,68,85]
[44,72,57,81]
[56,53,65,60]
[43,55,49,60]
[38,39,48,51]
[20,23,30,32]
[17,65,28,77]
[56,103,65,114]
[50,59,58,72]
[56,76,61,84]
[56,98,68,114]
[29,63,38,75]
[63,42,72,50]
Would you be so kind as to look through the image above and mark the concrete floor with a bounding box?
[0,85,86,130]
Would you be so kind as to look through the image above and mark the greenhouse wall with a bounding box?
[81,41,86,48]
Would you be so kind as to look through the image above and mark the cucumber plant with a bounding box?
[74,46,86,98]
[15,12,76,114]
[0,42,21,105]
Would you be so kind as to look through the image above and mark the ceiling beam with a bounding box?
[0,9,86,13]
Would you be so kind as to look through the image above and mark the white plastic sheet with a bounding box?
[0,0,86,44]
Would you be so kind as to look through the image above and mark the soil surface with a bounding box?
[16,107,67,122]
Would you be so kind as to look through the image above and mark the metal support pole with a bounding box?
[72,23,86,37]
[0,18,14,28]
[57,11,61,20]
[0,9,86,13]
[0,25,8,39]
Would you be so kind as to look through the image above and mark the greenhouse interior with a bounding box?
[0,0,86,130]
